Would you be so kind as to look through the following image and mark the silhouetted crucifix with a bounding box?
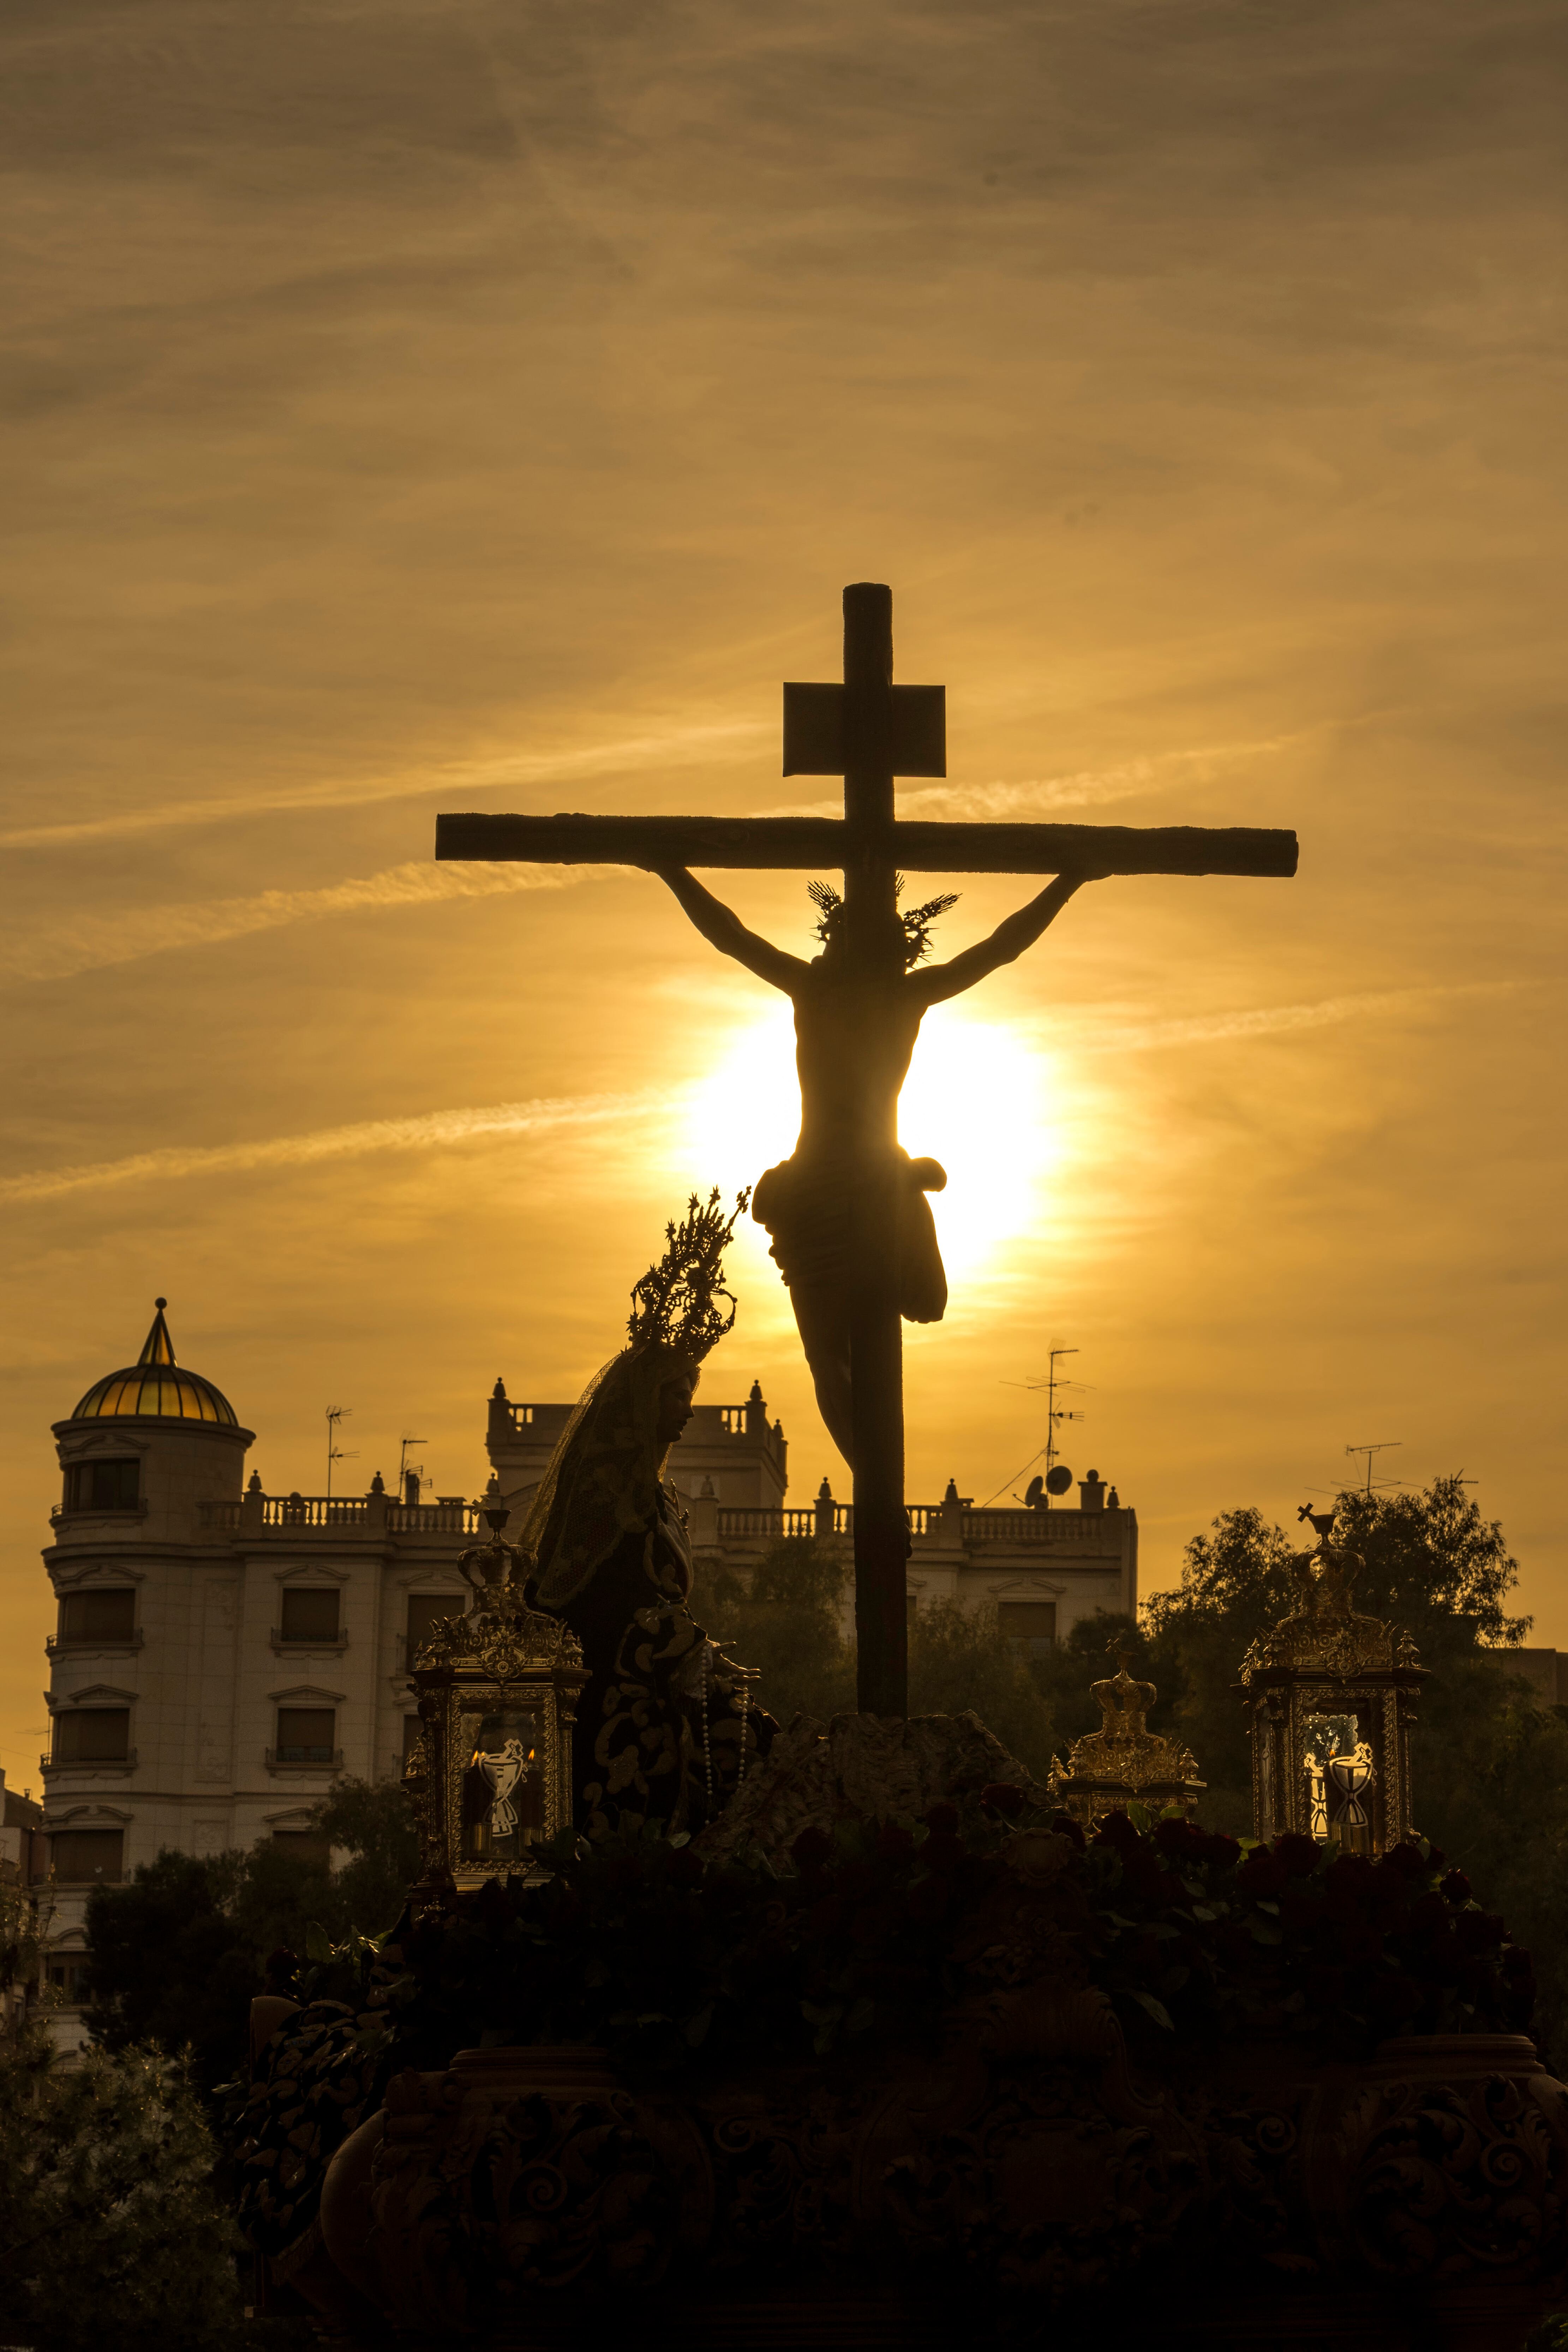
[437,583,1297,1717]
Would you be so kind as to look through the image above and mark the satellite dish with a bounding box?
[1045,1464,1073,1496]
[1023,1475,1045,1508]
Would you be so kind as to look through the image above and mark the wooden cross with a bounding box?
[437,583,1296,1718]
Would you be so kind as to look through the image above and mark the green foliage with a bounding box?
[704,1537,856,1724]
[83,1775,418,2098]
[909,1596,1059,1781]
[1111,1475,1568,2061]
[0,2017,249,2352]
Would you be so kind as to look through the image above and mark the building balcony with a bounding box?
[46,1631,144,1656]
[40,1750,137,1778]
[270,1628,351,1654]
[49,1502,149,1528]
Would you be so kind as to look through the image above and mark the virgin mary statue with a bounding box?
[521,1190,777,1838]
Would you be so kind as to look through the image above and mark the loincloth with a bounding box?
[751,1149,948,1324]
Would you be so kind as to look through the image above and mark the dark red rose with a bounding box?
[1217,1921,1253,1965]
[1237,1849,1286,1899]
[1406,1891,1448,1938]
[804,1895,845,1939]
[791,1826,834,1871]
[1050,1811,1087,1851]
[1323,1854,1375,1918]
[921,1830,967,1876]
[1455,1910,1504,1955]
[922,1802,960,1835]
[1154,1818,1206,1860]
[1094,1810,1143,1855]
[1279,1884,1319,1935]
[1276,1833,1320,1878]
[1380,1841,1426,1882]
[1441,1867,1472,1907]
[1502,1946,1535,1982]
[981,1783,1027,1818]
[1203,1833,1243,1872]
[1120,1848,1168,1903]
[905,1875,951,1926]
[837,1860,877,1901]
[850,1902,900,1948]
[1424,1845,1447,1873]
[877,1822,915,1860]
[1337,1925,1384,1969]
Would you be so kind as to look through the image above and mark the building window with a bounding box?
[275,1707,336,1763]
[997,1600,1058,1657]
[49,1829,124,1883]
[406,1593,459,1657]
[279,1588,341,1643]
[270,1829,332,1869]
[46,1955,90,2005]
[58,1590,137,1643]
[62,1459,140,1513]
[53,1709,131,1764]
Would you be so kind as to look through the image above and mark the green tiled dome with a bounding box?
[70,1300,238,1428]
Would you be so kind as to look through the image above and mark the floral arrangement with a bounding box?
[365,1793,1533,2082]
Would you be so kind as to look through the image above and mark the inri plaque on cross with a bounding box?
[437,583,1297,1717]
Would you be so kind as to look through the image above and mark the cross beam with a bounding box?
[437,584,1297,1721]
[434,813,1298,876]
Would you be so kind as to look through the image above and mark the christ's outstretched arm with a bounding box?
[651,865,810,994]
[910,872,1100,1009]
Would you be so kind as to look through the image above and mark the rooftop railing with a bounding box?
[198,1496,481,1534]
[712,1503,1124,1545]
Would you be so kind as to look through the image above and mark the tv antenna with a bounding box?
[399,1434,428,1506]
[1345,1440,1402,1496]
[984,1347,1091,1508]
[325,1406,357,1499]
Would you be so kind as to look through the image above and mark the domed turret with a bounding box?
[69,1300,238,1428]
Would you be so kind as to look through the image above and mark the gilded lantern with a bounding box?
[403,1487,587,1888]
[1047,1642,1205,1827]
[1239,1521,1426,1856]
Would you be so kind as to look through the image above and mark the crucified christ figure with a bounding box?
[652,862,1100,1466]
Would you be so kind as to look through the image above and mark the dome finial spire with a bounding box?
[138,1300,176,1369]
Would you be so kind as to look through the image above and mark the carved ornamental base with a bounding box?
[272,2021,1568,2351]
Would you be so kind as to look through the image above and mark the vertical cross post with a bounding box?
[841,583,908,1718]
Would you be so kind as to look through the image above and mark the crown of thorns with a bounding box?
[628,1186,752,1361]
[807,876,960,965]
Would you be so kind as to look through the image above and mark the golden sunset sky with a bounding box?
[2,0,1563,1786]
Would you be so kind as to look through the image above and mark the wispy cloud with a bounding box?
[0,718,771,851]
[4,980,1525,1209]
[0,1090,665,1207]
[764,734,1304,821]
[1077,980,1526,1055]
[0,859,618,982]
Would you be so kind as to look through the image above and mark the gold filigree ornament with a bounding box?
[1238,1514,1427,1856]
[404,1477,587,1895]
[1046,1642,1206,1829]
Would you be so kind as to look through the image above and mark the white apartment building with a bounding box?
[37,1301,1138,2031]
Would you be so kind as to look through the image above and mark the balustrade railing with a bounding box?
[387,1501,480,1534]
[709,1503,1117,1546]
[198,1496,481,1535]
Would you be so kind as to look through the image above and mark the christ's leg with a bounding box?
[788,1281,855,1468]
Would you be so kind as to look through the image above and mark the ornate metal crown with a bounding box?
[627,1187,751,1363]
